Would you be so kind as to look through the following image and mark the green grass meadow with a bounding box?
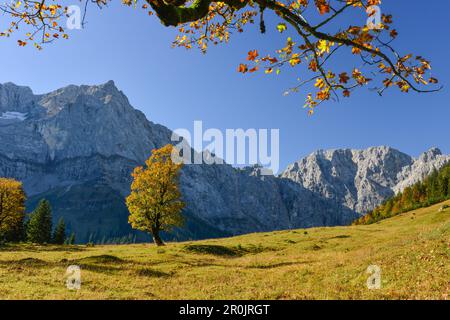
[0,200,448,299]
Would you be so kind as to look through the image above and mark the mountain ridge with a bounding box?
[281,146,449,213]
[1,81,447,242]
[0,81,358,242]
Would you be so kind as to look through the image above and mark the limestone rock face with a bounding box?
[1,81,448,242]
[281,146,449,213]
[0,82,357,242]
[393,148,450,193]
[179,164,358,237]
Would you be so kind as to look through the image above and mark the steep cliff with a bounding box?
[0,81,357,242]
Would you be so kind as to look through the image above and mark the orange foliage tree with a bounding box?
[0,178,26,241]
[126,144,185,246]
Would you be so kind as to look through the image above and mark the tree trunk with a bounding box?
[152,229,165,246]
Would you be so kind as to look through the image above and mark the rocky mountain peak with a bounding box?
[0,82,359,242]
[281,146,448,213]
[0,81,171,165]
[0,81,448,242]
[0,81,128,119]
[0,82,35,113]
[419,147,442,161]
[37,80,129,117]
[394,147,449,193]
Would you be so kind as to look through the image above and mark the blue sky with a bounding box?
[0,1,449,171]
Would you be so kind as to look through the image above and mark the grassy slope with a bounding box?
[0,201,449,300]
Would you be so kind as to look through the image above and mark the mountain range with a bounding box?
[0,81,448,242]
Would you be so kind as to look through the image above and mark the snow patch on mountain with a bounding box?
[0,111,27,121]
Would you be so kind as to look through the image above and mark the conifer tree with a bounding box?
[26,199,53,244]
[52,217,66,245]
[68,233,76,245]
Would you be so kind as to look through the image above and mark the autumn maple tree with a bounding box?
[126,144,185,246]
[1,0,441,113]
[0,178,26,241]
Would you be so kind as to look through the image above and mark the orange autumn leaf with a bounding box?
[429,77,439,84]
[367,0,381,5]
[261,55,278,64]
[352,47,361,55]
[315,0,330,15]
[383,78,393,87]
[347,26,361,35]
[247,49,258,61]
[237,63,248,73]
[339,72,350,84]
[390,29,398,38]
[308,60,318,72]
[382,14,393,24]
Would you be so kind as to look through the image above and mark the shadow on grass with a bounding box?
[327,235,351,240]
[0,254,128,275]
[17,257,48,266]
[184,245,242,257]
[308,244,323,251]
[0,257,57,270]
[183,244,269,257]
[180,260,225,268]
[73,255,125,264]
[75,263,124,274]
[136,268,173,278]
[66,255,127,274]
[245,261,309,269]
[0,244,85,253]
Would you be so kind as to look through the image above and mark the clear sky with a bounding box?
[0,1,449,172]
